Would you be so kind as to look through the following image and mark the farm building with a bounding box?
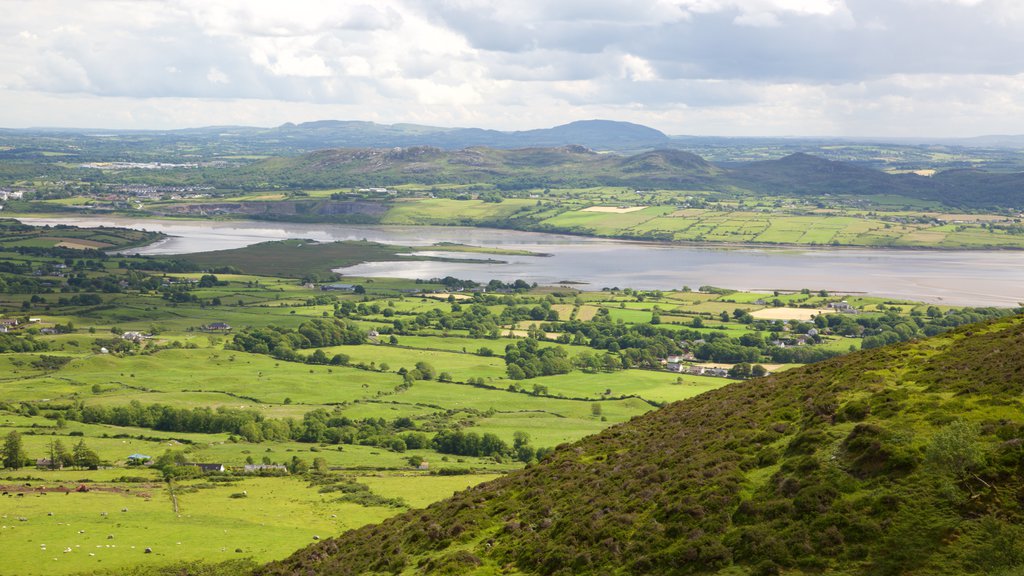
[190,463,226,473]
[321,283,356,292]
[243,464,288,473]
[203,322,232,331]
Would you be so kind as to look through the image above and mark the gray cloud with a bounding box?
[0,0,1022,136]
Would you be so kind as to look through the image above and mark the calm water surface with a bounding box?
[19,217,1024,307]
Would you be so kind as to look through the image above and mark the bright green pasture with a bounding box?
[363,474,501,509]
[0,350,402,406]
[540,206,673,235]
[381,199,536,225]
[0,475,404,576]
[387,380,651,421]
[524,370,728,404]
[466,412,609,447]
[606,308,653,324]
[322,344,508,382]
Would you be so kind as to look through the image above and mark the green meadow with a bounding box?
[0,219,1018,575]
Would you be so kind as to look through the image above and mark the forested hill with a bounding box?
[260,314,1024,576]
[229,147,1022,208]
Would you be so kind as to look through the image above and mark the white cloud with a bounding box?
[0,0,1020,137]
[206,67,230,84]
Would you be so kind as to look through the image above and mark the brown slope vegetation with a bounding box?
[260,315,1024,576]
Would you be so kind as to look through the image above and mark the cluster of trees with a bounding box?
[229,318,366,360]
[557,316,685,368]
[505,338,572,379]
[420,276,534,292]
[63,401,546,458]
[118,258,201,273]
[432,429,551,462]
[2,431,99,470]
[0,333,49,353]
[387,303,503,339]
[71,401,268,438]
[859,306,1016,349]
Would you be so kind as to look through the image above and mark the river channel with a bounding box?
[18,216,1024,307]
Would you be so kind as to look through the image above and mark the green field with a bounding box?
[0,219,1018,575]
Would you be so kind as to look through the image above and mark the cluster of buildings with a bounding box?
[1,317,45,333]
[124,454,286,474]
[79,161,198,170]
[662,352,734,377]
[113,185,213,199]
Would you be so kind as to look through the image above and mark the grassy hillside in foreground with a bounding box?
[261,314,1024,576]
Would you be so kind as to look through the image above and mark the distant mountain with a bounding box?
[261,315,1024,575]
[951,135,1024,149]
[228,145,721,190]
[267,119,670,152]
[0,119,670,155]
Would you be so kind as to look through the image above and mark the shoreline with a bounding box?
[12,213,1024,254]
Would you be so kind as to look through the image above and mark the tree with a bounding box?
[49,439,72,469]
[751,364,768,377]
[72,439,100,469]
[926,420,983,485]
[289,456,310,474]
[506,364,526,380]
[414,361,437,381]
[513,431,535,462]
[591,403,603,417]
[3,431,26,469]
[729,362,752,379]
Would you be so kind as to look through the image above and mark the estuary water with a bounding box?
[18,216,1024,307]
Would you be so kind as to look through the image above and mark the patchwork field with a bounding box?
[0,219,1017,575]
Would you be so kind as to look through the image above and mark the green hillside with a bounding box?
[259,314,1024,576]
[201,147,1022,209]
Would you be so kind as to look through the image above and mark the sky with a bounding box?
[1,0,1023,137]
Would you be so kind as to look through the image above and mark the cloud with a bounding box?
[0,0,1021,136]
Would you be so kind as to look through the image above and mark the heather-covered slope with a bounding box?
[261,315,1024,576]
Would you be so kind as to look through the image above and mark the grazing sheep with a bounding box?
[144,547,152,554]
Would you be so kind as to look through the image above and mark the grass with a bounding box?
[533,205,1024,248]
[0,474,413,576]
[1,224,1013,576]
[380,199,538,226]
[525,370,728,404]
